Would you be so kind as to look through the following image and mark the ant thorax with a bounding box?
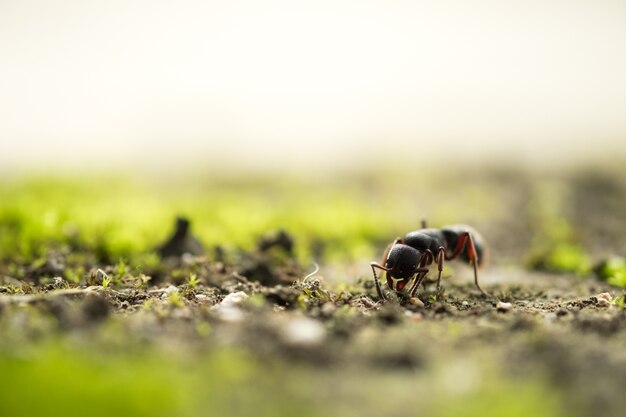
[404,229,446,253]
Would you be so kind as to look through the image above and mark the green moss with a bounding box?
[543,243,592,275]
[436,379,562,417]
[0,347,193,417]
[0,177,419,264]
[0,342,567,417]
[527,181,591,274]
[596,257,626,287]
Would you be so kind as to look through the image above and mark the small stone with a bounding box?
[409,297,425,308]
[404,310,423,321]
[282,317,326,346]
[211,291,249,323]
[161,285,179,299]
[589,293,612,308]
[219,291,249,308]
[496,301,513,312]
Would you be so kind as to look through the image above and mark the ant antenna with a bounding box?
[421,218,428,228]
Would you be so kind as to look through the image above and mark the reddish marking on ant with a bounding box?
[370,220,489,301]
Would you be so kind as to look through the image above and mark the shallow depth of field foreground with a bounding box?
[2,164,626,417]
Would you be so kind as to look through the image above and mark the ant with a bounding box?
[370,220,488,301]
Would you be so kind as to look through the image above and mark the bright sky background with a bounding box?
[1,0,625,172]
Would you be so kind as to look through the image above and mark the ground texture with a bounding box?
[1,166,626,417]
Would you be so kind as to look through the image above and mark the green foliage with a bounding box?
[187,273,200,288]
[543,243,591,275]
[0,176,422,264]
[167,291,185,308]
[0,342,566,417]
[0,346,268,417]
[0,171,507,267]
[101,274,112,288]
[527,181,591,274]
[596,257,626,288]
[436,378,562,417]
[612,294,626,309]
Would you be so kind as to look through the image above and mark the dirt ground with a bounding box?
[2,252,626,416]
[1,166,626,417]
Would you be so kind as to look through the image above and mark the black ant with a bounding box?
[370,220,488,301]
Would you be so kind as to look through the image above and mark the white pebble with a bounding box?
[496,301,513,312]
[409,297,425,308]
[219,291,249,307]
[282,317,326,346]
[161,285,180,299]
[210,292,249,323]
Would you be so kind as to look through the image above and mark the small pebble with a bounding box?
[409,297,425,308]
[594,292,612,308]
[496,301,513,312]
[211,291,249,323]
[282,317,326,346]
[404,311,423,321]
[219,291,249,307]
[161,285,180,299]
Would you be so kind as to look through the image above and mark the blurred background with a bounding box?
[3,3,626,417]
[1,0,626,174]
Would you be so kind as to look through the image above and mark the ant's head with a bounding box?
[385,244,420,279]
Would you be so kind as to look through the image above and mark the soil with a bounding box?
[2,167,626,417]
[2,245,626,416]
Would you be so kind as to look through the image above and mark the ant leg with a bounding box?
[407,267,431,297]
[421,218,428,228]
[435,247,445,291]
[380,237,405,294]
[369,237,404,301]
[408,251,433,296]
[370,262,389,300]
[408,271,427,297]
[445,232,488,296]
[466,236,488,296]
